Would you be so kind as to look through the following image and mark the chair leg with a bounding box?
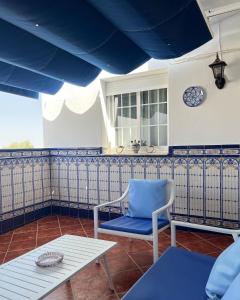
[171,222,176,247]
[94,228,100,264]
[232,233,239,242]
[153,237,158,264]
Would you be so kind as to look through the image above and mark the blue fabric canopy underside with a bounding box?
[0,0,212,98]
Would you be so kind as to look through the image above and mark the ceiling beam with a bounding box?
[205,2,240,18]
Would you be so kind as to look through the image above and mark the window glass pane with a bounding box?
[159,89,167,102]
[141,126,150,146]
[122,93,129,107]
[149,90,158,104]
[109,88,168,148]
[150,126,158,146]
[122,107,131,126]
[115,108,122,127]
[150,104,158,125]
[131,106,137,119]
[123,128,131,146]
[130,93,136,106]
[141,91,148,104]
[130,127,138,141]
[141,106,149,126]
[159,126,167,145]
[159,103,167,124]
[116,128,122,146]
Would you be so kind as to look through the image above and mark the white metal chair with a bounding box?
[94,179,175,263]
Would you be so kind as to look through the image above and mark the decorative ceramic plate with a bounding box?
[183,86,205,107]
[35,252,64,267]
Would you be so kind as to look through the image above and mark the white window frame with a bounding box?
[100,70,169,155]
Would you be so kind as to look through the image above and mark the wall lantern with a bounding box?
[209,53,227,89]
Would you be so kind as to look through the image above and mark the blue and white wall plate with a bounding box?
[183,86,205,107]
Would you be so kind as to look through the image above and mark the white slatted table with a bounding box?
[0,235,116,300]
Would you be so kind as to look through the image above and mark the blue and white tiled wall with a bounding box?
[0,145,240,233]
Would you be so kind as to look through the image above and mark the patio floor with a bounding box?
[0,215,233,300]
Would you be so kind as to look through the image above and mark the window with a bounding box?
[107,88,167,148]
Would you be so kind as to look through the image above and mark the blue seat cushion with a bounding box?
[123,247,215,300]
[100,216,169,235]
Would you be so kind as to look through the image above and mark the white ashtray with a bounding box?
[35,252,64,267]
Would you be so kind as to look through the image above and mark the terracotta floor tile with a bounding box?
[14,222,37,233]
[112,269,142,293]
[80,218,94,226]
[59,217,81,227]
[107,253,138,273]
[0,242,10,252]
[38,216,59,224]
[194,231,224,240]
[81,223,94,231]
[208,250,223,258]
[129,250,153,268]
[157,238,172,252]
[4,247,34,262]
[61,227,86,236]
[182,240,220,255]
[0,235,12,244]
[106,245,126,258]
[36,235,61,246]
[140,265,151,273]
[8,238,36,251]
[44,283,74,300]
[0,252,6,264]
[12,231,36,242]
[120,239,152,254]
[175,231,202,244]
[38,227,61,237]
[85,229,94,238]
[205,236,233,250]
[38,221,60,229]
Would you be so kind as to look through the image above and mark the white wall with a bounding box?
[42,82,104,148]
[42,13,240,148]
[168,13,240,145]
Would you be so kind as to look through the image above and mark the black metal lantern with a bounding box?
[209,53,227,89]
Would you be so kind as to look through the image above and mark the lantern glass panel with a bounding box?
[213,65,222,78]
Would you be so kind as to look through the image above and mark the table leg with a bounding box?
[102,255,114,291]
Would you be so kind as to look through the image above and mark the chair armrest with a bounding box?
[171,220,240,242]
[152,201,173,219]
[94,185,129,210]
[94,186,129,238]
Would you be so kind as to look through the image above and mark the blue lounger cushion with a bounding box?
[123,247,215,300]
[99,216,169,235]
[206,238,240,299]
[222,272,240,300]
[127,179,168,219]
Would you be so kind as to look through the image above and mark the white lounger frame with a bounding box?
[94,180,175,263]
[171,220,240,247]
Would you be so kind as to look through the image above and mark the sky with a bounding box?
[0,91,43,148]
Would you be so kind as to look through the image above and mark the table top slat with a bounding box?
[0,235,116,300]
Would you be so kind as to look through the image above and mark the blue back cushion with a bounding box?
[206,238,240,299]
[127,179,168,219]
[222,271,240,300]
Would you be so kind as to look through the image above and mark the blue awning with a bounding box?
[0,61,63,95]
[0,0,212,98]
[0,84,39,99]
